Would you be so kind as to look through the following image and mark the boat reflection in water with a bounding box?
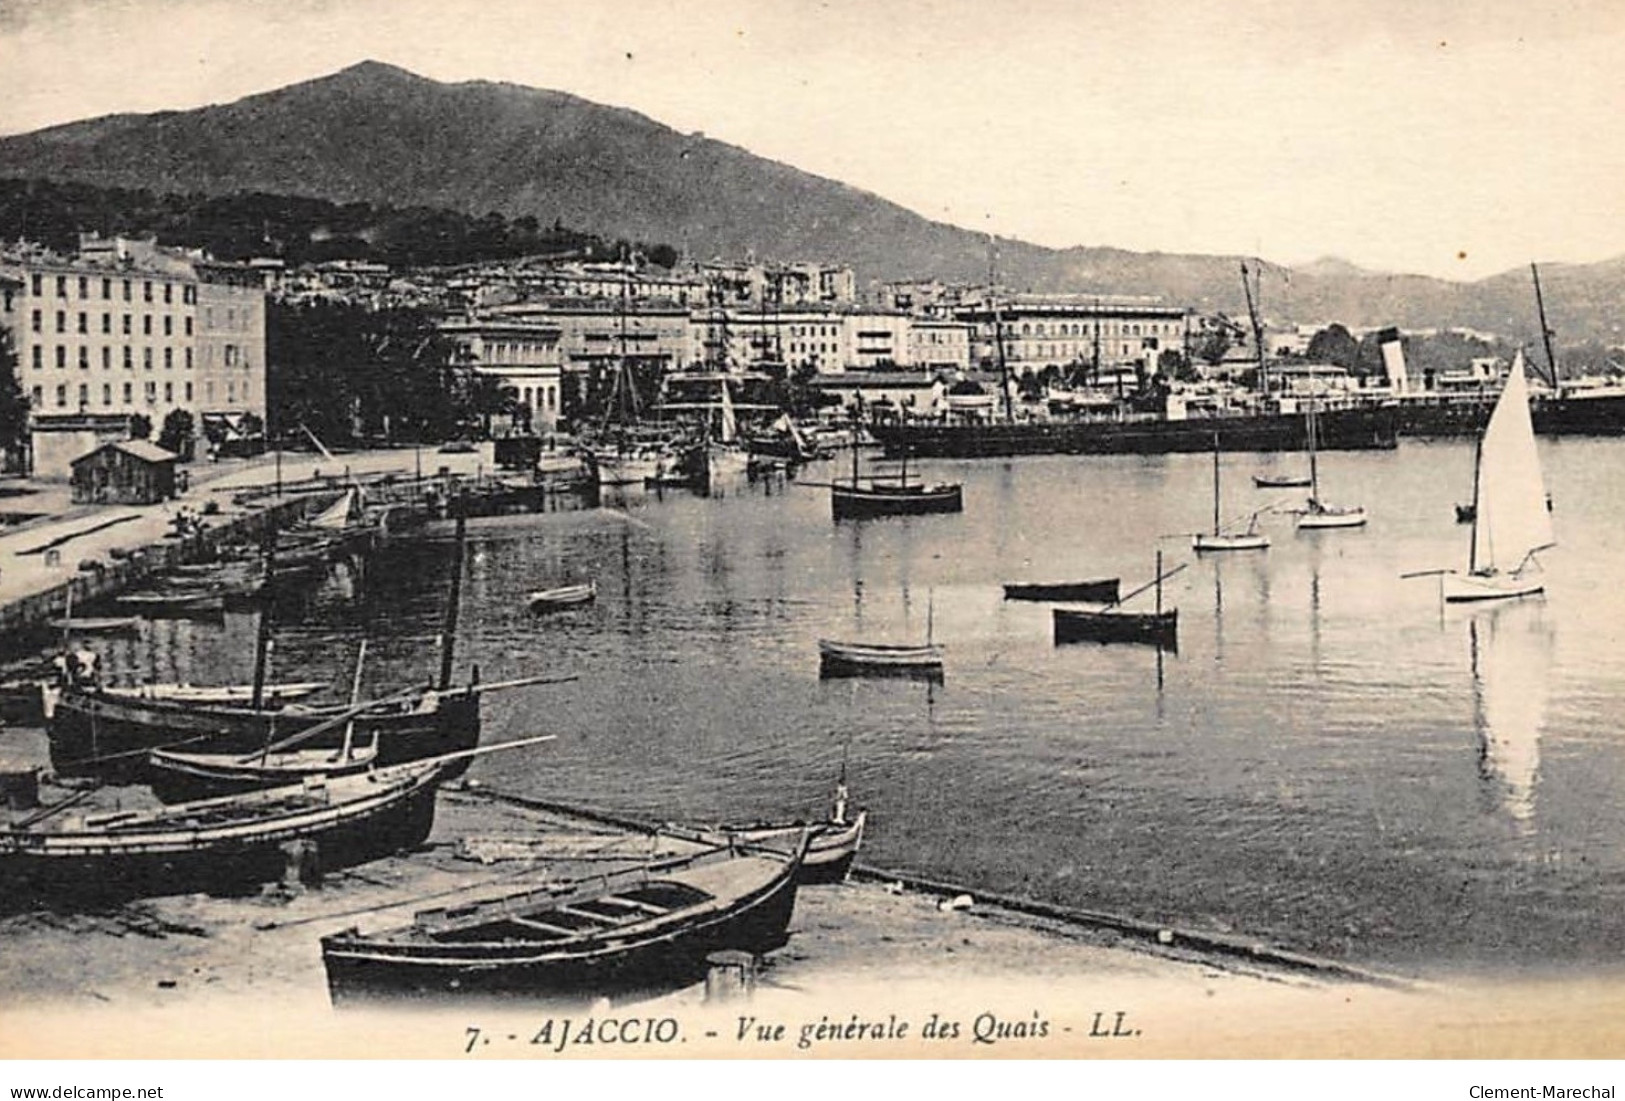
[1468,606,1553,830]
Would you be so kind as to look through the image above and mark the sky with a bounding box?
[0,0,1622,281]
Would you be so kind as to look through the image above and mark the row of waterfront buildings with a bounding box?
[15,235,1491,477]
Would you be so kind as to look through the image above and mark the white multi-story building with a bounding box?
[956,295,1192,377]
[438,316,565,434]
[0,237,267,478]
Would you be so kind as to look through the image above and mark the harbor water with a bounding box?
[88,438,1625,981]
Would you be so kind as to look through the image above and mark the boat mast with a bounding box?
[1155,548,1163,616]
[1467,428,1484,576]
[989,236,1013,424]
[1307,397,1320,500]
[1211,433,1222,535]
[1241,261,1268,401]
[437,513,466,691]
[1530,262,1560,391]
[249,528,277,710]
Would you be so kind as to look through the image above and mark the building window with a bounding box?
[31,346,41,370]
[184,381,193,401]
[143,348,153,370]
[143,315,151,336]
[56,276,67,297]
[102,383,112,406]
[77,383,87,408]
[78,276,88,299]
[77,347,88,370]
[123,347,132,370]
[143,281,152,302]
[163,283,172,305]
[101,313,111,334]
[164,348,173,370]
[55,346,65,369]
[53,384,66,407]
[30,309,40,333]
[30,274,42,295]
[164,381,173,402]
[122,279,131,302]
[163,315,172,337]
[184,317,193,337]
[101,347,111,370]
[30,385,41,406]
[184,348,192,370]
[102,278,112,300]
[77,311,87,334]
[225,345,239,367]
[144,381,156,402]
[55,311,65,333]
[122,382,132,404]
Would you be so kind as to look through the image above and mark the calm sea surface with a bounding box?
[99,439,1625,980]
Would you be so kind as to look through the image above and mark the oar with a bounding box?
[1400,568,1455,579]
[462,672,579,696]
[380,732,558,776]
[9,785,99,831]
[235,682,433,762]
[1114,563,1188,607]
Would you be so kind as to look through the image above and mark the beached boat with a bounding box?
[0,756,448,902]
[45,616,141,635]
[1438,352,1556,603]
[528,581,597,613]
[100,681,329,706]
[319,839,805,1002]
[145,742,380,804]
[1002,578,1121,603]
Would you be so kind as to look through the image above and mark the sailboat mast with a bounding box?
[988,236,1013,424]
[249,528,277,710]
[1307,398,1320,498]
[1531,262,1560,391]
[1155,548,1163,616]
[1467,432,1483,575]
[437,514,466,691]
[1211,434,1222,535]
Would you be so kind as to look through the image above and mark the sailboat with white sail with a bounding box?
[1295,396,1367,530]
[1439,350,1555,603]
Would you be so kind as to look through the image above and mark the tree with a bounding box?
[157,408,195,459]
[1193,327,1234,367]
[129,413,152,440]
[0,331,28,470]
[1306,324,1359,370]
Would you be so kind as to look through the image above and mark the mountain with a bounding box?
[0,61,1619,346]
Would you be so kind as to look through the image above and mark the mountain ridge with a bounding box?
[0,60,1619,345]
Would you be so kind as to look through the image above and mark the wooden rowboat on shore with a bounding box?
[320,837,806,1003]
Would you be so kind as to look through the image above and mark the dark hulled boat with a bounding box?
[1002,578,1121,603]
[869,403,1398,458]
[1052,605,1179,650]
[831,480,964,520]
[320,841,805,1003]
[0,758,445,905]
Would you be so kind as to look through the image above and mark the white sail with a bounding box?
[719,378,738,444]
[1471,351,1554,574]
[308,488,358,530]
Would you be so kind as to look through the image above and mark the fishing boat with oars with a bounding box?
[42,518,544,783]
[1191,435,1270,552]
[320,835,807,1003]
[818,589,944,680]
[1407,350,1555,603]
[1002,578,1121,603]
[1052,550,1183,650]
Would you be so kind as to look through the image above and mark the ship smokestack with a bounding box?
[1378,328,1408,394]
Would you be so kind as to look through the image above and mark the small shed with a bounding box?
[70,439,180,505]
